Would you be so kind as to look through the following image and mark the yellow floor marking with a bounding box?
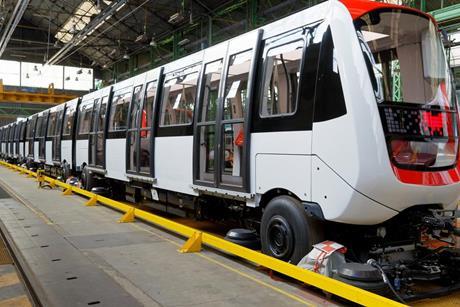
[0,272,19,288]
[0,295,32,307]
[129,223,316,307]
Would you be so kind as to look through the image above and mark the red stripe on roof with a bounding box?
[339,0,436,24]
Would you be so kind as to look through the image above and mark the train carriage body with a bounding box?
[1,0,460,299]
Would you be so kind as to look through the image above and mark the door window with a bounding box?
[223,51,252,120]
[220,50,253,186]
[139,82,156,174]
[197,59,224,182]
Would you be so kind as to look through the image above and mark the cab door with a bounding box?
[193,30,262,192]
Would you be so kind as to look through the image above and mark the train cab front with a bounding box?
[316,1,460,300]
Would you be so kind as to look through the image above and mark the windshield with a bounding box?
[356,10,455,110]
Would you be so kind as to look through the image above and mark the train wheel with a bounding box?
[261,195,322,264]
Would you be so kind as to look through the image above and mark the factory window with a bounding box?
[160,65,200,127]
[260,40,304,117]
[108,87,133,131]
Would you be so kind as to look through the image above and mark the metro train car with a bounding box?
[1,0,460,300]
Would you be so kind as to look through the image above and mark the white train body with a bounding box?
[1,0,460,298]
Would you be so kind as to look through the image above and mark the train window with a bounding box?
[260,40,304,117]
[98,96,108,132]
[90,99,100,133]
[143,81,156,128]
[129,86,143,129]
[20,122,26,140]
[160,65,200,126]
[62,106,76,136]
[35,116,43,137]
[78,103,93,135]
[47,112,57,137]
[40,115,48,137]
[314,28,346,122]
[200,59,223,123]
[26,118,35,139]
[109,87,132,131]
[14,123,20,140]
[223,51,253,120]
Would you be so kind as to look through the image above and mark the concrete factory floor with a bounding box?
[0,167,338,307]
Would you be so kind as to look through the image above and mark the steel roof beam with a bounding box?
[0,0,31,57]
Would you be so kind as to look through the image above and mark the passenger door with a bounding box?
[51,107,65,163]
[126,71,160,178]
[88,88,110,169]
[193,30,262,192]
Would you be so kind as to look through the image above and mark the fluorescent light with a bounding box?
[178,38,190,46]
[115,3,126,12]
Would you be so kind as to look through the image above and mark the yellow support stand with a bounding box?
[37,170,45,188]
[62,187,73,195]
[85,195,98,207]
[118,207,136,223]
[179,231,202,253]
[49,180,56,189]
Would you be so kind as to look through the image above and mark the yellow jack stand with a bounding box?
[85,196,98,207]
[179,231,202,253]
[62,187,73,195]
[118,208,136,223]
[37,170,45,188]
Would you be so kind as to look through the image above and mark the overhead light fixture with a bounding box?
[115,3,126,12]
[90,60,97,66]
[123,51,130,60]
[10,54,27,58]
[149,37,157,47]
[109,49,117,57]
[168,12,184,24]
[102,64,108,69]
[135,32,148,43]
[76,68,83,74]
[177,38,190,46]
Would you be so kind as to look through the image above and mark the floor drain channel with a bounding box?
[40,245,49,248]
[66,276,78,280]
[51,258,61,262]
[31,234,38,237]
[87,301,101,305]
